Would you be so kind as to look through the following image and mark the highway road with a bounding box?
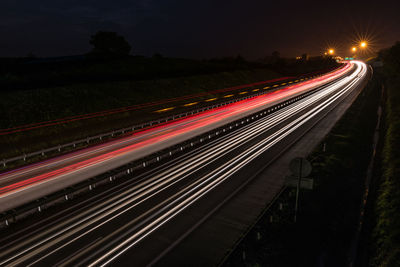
[0,63,351,213]
[0,61,367,266]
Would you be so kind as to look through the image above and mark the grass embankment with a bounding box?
[223,65,380,266]
[370,42,400,266]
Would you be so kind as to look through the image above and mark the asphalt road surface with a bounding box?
[0,61,368,266]
[0,63,352,213]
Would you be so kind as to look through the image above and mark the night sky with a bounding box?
[1,0,399,59]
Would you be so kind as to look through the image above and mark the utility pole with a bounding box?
[286,157,313,223]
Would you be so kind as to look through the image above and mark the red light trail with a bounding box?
[0,63,352,198]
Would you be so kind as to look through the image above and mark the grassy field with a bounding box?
[370,43,400,266]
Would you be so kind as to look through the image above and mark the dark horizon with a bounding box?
[1,0,399,59]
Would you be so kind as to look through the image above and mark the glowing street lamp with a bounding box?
[360,41,367,48]
[328,49,334,55]
[351,47,357,52]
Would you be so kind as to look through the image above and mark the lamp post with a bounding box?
[360,41,367,48]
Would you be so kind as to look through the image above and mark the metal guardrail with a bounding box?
[0,65,342,168]
[0,77,334,226]
[0,86,283,168]
[0,90,298,227]
[1,67,338,169]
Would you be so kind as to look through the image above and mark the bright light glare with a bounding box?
[352,47,357,52]
[328,49,334,55]
[360,41,367,48]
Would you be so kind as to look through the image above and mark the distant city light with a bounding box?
[352,47,357,52]
[328,49,334,55]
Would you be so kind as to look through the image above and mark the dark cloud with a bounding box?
[0,0,399,58]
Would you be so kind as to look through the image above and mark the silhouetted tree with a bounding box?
[379,42,400,76]
[89,31,131,56]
